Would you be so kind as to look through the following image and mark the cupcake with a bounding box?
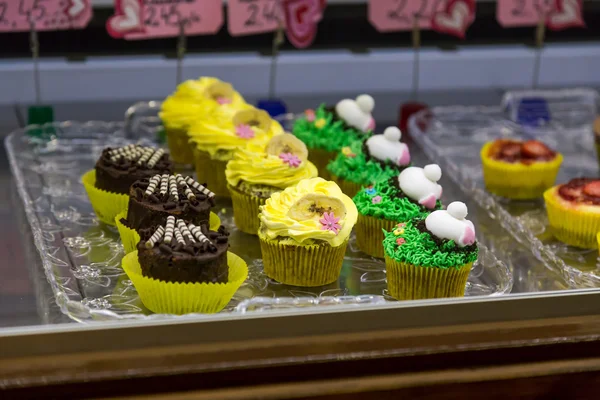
[353,164,443,258]
[258,178,358,286]
[225,134,318,235]
[544,178,600,249]
[160,77,248,165]
[481,138,563,200]
[121,217,248,314]
[125,173,215,232]
[383,201,478,300]
[82,145,172,225]
[293,95,375,179]
[327,127,411,197]
[189,107,284,197]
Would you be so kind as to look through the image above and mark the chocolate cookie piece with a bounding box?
[95,145,173,194]
[137,219,230,284]
[126,174,215,231]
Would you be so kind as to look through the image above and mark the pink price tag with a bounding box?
[107,0,224,40]
[228,0,283,36]
[282,0,325,49]
[547,0,585,31]
[0,0,92,32]
[496,0,555,27]
[368,0,446,32]
[430,0,476,39]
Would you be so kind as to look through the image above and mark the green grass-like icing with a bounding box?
[383,220,479,269]
[326,139,398,185]
[352,178,441,222]
[292,104,370,151]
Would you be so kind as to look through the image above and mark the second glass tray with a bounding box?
[408,88,600,288]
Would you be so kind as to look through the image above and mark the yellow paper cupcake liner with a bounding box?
[258,233,348,286]
[165,126,195,165]
[307,147,337,180]
[81,170,129,226]
[122,250,248,314]
[597,232,600,257]
[193,147,230,198]
[385,258,472,300]
[355,214,398,258]
[115,211,221,254]
[330,175,363,198]
[480,142,563,200]
[227,185,266,235]
[544,187,600,249]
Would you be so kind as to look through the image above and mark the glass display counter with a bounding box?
[3,89,600,398]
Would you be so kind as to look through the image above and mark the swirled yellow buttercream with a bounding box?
[189,107,284,160]
[259,178,358,247]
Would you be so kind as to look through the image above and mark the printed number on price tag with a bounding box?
[107,0,223,40]
[496,0,554,27]
[368,0,445,32]
[228,0,282,36]
[0,0,92,32]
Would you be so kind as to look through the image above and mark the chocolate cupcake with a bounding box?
[95,144,173,194]
[137,216,229,284]
[126,174,215,231]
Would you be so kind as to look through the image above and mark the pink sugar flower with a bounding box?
[305,109,316,122]
[319,212,341,235]
[216,97,232,105]
[396,238,405,245]
[235,124,255,139]
[372,195,382,204]
[279,152,302,168]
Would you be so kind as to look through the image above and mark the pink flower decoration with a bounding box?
[305,109,316,122]
[319,212,341,235]
[235,124,255,139]
[216,97,232,105]
[372,195,382,204]
[279,152,302,168]
[396,238,405,245]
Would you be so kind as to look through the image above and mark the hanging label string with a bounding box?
[269,1,285,100]
[29,18,41,105]
[176,19,187,86]
[532,13,546,89]
[412,13,421,102]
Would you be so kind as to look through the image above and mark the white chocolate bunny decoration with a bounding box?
[335,94,376,133]
[365,127,410,166]
[398,164,443,209]
[425,201,476,247]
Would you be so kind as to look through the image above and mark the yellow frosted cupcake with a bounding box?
[544,178,600,249]
[481,139,563,200]
[189,107,284,197]
[160,77,248,164]
[225,134,318,235]
[258,178,358,286]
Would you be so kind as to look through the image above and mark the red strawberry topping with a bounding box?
[583,181,600,198]
[558,185,582,201]
[522,140,553,158]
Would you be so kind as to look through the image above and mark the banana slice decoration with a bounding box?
[265,133,309,162]
[287,193,347,234]
[204,81,235,104]
[233,109,272,131]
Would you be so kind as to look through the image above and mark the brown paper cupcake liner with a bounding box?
[192,147,230,198]
[385,258,472,300]
[165,126,194,165]
[330,174,363,198]
[355,214,398,258]
[259,234,348,287]
[228,185,266,235]
[307,147,337,180]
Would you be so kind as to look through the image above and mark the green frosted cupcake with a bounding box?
[383,201,479,300]
[328,127,411,197]
[293,95,375,178]
[353,165,444,258]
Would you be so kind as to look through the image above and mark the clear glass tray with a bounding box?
[5,119,513,322]
[408,88,600,288]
